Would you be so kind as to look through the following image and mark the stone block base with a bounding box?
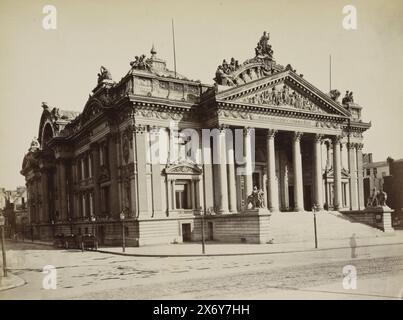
[342,206,395,232]
[27,212,272,247]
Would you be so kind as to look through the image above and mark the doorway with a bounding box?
[288,186,294,210]
[252,172,261,189]
[304,185,312,211]
[96,225,106,245]
[182,223,191,242]
[207,222,214,241]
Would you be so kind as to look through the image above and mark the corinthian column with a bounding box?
[244,127,254,197]
[348,142,358,210]
[356,143,365,209]
[333,135,342,210]
[266,129,279,212]
[226,127,237,213]
[216,126,229,213]
[292,132,304,212]
[58,160,67,220]
[313,134,324,210]
[134,124,150,217]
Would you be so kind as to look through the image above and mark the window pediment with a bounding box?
[165,161,202,175]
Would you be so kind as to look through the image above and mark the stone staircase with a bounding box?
[269,211,387,244]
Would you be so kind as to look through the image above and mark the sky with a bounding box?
[0,0,402,189]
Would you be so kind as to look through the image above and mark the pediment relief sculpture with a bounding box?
[240,84,324,114]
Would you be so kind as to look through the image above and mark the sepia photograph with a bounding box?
[0,0,402,305]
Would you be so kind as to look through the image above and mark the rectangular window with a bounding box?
[101,186,110,215]
[89,193,93,216]
[104,144,109,168]
[99,146,104,166]
[175,183,190,209]
[81,158,85,180]
[84,155,89,179]
[88,154,92,178]
[81,194,86,217]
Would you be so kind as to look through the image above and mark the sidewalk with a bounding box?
[7,231,403,257]
[0,273,25,292]
[97,231,403,257]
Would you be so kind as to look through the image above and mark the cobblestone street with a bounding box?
[1,241,402,299]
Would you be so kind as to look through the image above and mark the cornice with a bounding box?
[216,101,348,122]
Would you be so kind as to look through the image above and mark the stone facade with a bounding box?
[20,32,370,246]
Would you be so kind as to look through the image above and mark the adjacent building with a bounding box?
[0,186,28,236]
[20,32,371,246]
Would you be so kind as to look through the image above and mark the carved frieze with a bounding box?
[134,107,196,122]
[242,84,324,114]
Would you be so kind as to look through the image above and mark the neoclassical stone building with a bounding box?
[21,33,370,245]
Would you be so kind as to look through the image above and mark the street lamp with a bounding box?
[91,215,96,237]
[201,207,212,254]
[68,217,73,235]
[31,223,34,242]
[201,210,205,255]
[312,205,318,249]
[0,213,7,277]
[120,209,126,253]
[51,219,55,239]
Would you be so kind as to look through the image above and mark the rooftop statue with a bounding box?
[97,66,112,83]
[342,90,354,104]
[29,137,40,152]
[255,31,273,59]
[214,32,280,86]
[329,89,341,101]
[214,65,235,86]
[130,54,151,71]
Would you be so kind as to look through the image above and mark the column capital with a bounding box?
[314,134,324,143]
[347,142,357,150]
[148,125,161,135]
[332,135,342,144]
[292,131,303,142]
[356,143,364,151]
[266,129,277,140]
[243,127,255,137]
[135,124,148,134]
[217,124,230,133]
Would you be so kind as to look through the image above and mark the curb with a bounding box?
[6,239,54,247]
[96,241,403,258]
[0,273,26,292]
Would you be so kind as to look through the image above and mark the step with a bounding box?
[269,211,386,244]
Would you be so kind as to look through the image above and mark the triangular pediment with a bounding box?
[216,71,351,118]
[165,160,202,175]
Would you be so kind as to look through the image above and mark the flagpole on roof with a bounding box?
[329,54,332,91]
[171,19,177,79]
